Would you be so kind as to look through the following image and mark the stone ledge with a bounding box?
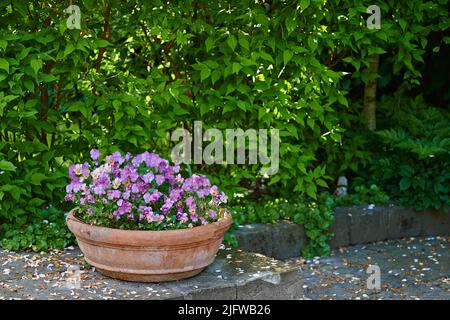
[233,205,450,259]
[2,237,448,300]
[0,247,304,300]
[234,221,306,259]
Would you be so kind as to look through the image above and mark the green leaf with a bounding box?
[200,103,209,116]
[399,19,407,31]
[232,62,242,74]
[399,178,411,191]
[0,40,7,51]
[227,35,237,51]
[238,35,249,50]
[17,47,32,60]
[283,50,293,65]
[285,14,297,35]
[316,179,328,188]
[307,37,317,51]
[24,80,35,92]
[205,37,215,53]
[30,173,47,185]
[30,59,42,74]
[255,14,269,28]
[1,184,23,201]
[95,39,110,47]
[300,0,310,11]
[41,74,58,82]
[200,67,211,81]
[28,198,46,207]
[0,160,16,172]
[306,184,317,199]
[211,70,221,84]
[259,51,274,63]
[63,43,75,57]
[0,58,9,73]
[368,47,387,55]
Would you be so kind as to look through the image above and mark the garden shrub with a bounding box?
[0,1,449,252]
[365,95,450,212]
[227,185,389,257]
[228,195,335,257]
[0,206,74,251]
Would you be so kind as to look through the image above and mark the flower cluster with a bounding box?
[65,150,227,230]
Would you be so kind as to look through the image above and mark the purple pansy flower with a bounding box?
[90,149,100,161]
[65,151,227,229]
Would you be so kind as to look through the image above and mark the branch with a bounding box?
[139,21,161,66]
[162,41,181,79]
[362,54,380,131]
[53,74,64,109]
[95,4,112,72]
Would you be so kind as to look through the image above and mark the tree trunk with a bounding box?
[362,54,380,131]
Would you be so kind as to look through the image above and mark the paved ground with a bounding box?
[0,236,448,300]
[302,236,449,300]
[0,245,303,300]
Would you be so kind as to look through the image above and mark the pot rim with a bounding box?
[66,208,232,246]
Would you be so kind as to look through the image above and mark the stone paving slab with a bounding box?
[0,236,448,300]
[234,205,450,259]
[234,221,306,259]
[302,236,449,300]
[0,246,303,300]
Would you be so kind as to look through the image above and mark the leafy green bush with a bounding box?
[227,196,335,257]
[0,207,74,251]
[0,1,449,251]
[365,95,450,211]
[334,184,390,207]
[227,185,389,257]
[292,194,335,257]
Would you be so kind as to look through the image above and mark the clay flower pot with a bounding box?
[66,209,232,282]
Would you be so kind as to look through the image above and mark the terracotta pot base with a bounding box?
[67,209,232,283]
[94,265,205,282]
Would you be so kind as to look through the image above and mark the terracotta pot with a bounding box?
[66,209,232,282]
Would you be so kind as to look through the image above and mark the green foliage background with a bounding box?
[0,0,448,253]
